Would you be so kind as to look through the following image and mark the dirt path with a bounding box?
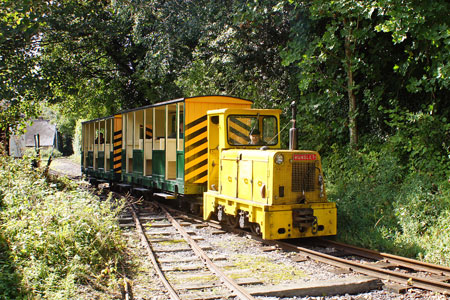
[49,157,82,178]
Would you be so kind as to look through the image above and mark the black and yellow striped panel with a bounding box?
[145,124,153,139]
[185,115,208,184]
[113,115,122,173]
[228,116,251,144]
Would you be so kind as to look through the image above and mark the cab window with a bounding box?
[227,115,278,146]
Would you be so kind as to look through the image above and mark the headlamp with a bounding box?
[275,153,284,165]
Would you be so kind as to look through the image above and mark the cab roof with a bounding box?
[207,108,282,115]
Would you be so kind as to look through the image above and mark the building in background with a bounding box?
[9,119,58,157]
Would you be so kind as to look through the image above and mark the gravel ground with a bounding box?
[126,212,449,300]
[51,157,449,300]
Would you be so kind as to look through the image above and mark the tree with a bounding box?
[176,0,300,119]
[282,0,449,149]
[42,0,300,129]
[373,0,450,114]
[282,1,382,148]
[0,0,47,134]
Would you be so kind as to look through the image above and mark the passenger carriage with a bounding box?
[81,95,252,197]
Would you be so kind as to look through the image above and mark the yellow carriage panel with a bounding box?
[184,96,252,187]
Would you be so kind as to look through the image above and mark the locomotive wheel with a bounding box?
[238,211,249,228]
[226,214,239,228]
[216,206,224,222]
[250,223,262,236]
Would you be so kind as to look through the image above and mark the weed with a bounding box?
[0,152,126,299]
[230,254,306,284]
[159,239,186,246]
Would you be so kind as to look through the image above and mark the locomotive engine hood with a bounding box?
[220,149,327,206]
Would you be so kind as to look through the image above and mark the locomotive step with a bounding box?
[133,187,151,192]
[117,183,132,188]
[153,192,176,200]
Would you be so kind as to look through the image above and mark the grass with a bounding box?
[0,150,126,299]
[229,254,306,284]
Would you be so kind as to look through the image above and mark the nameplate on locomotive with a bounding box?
[293,154,317,161]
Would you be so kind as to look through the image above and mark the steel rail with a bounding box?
[158,204,257,300]
[318,238,450,277]
[160,209,450,294]
[122,194,450,295]
[121,264,131,300]
[126,200,181,300]
[257,238,450,295]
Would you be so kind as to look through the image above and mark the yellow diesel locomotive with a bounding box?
[81,96,336,239]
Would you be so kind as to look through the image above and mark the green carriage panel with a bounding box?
[87,151,94,168]
[133,150,144,175]
[177,151,184,179]
[152,150,165,177]
[121,148,127,173]
[110,151,114,170]
[98,151,105,170]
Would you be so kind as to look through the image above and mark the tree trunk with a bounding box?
[344,22,358,148]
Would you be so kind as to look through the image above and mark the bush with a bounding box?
[23,147,63,159]
[324,140,450,265]
[0,152,125,299]
[72,119,85,158]
[324,145,404,251]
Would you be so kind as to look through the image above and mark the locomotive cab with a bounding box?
[203,108,337,239]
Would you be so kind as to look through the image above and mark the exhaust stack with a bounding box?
[289,101,298,150]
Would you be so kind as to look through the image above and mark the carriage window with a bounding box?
[227,115,278,146]
[169,114,176,138]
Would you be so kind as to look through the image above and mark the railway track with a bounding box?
[102,184,449,298]
[119,196,260,300]
[163,207,450,296]
[221,224,450,295]
[313,238,450,294]
[47,161,449,298]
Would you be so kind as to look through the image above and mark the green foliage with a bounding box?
[325,145,402,250]
[374,0,450,94]
[282,0,450,149]
[176,0,299,108]
[0,152,125,299]
[384,106,450,175]
[73,119,85,158]
[0,0,45,133]
[37,0,301,124]
[324,128,450,264]
[0,234,24,299]
[24,147,63,160]
[2,0,450,270]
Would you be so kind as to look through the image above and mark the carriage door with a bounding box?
[166,103,177,180]
[176,103,184,180]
